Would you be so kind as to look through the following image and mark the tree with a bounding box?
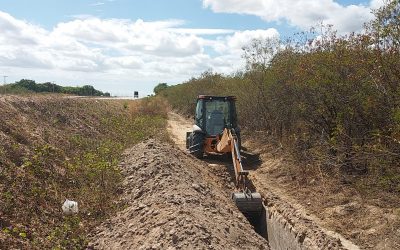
[153,83,169,95]
[15,79,37,91]
[369,0,400,50]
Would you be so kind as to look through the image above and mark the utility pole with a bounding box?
[52,81,55,93]
[2,76,7,95]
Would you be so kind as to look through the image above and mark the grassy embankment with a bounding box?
[0,95,168,249]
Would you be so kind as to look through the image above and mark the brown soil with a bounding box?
[167,112,192,150]
[88,139,268,249]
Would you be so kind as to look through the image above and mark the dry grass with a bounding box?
[0,95,168,249]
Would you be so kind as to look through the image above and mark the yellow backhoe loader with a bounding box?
[186,95,263,220]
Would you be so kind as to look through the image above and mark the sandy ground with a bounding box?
[167,112,193,150]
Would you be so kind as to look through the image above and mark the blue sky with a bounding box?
[0,0,383,96]
[0,0,291,33]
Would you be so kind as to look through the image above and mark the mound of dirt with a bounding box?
[88,139,268,249]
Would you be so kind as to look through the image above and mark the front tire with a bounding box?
[189,132,205,158]
[186,132,191,149]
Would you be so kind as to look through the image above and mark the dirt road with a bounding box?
[167,112,193,150]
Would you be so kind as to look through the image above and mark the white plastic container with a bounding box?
[62,199,79,215]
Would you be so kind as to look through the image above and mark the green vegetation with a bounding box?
[153,82,169,95]
[0,79,110,96]
[159,1,400,194]
[0,96,168,248]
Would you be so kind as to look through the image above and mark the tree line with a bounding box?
[157,1,400,193]
[0,79,110,96]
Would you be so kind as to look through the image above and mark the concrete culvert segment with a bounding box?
[88,139,268,249]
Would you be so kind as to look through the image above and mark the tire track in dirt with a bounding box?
[167,112,192,150]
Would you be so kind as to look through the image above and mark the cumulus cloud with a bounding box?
[370,0,385,9]
[203,0,382,33]
[227,29,279,51]
[167,28,236,35]
[0,11,47,45]
[0,10,283,94]
[207,28,280,65]
[90,2,105,7]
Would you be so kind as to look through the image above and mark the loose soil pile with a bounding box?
[88,139,268,249]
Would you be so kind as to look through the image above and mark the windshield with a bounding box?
[205,100,230,135]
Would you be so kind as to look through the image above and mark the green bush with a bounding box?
[159,1,400,193]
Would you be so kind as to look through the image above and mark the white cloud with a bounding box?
[167,28,236,35]
[209,28,279,57]
[90,2,105,7]
[1,10,280,94]
[203,0,381,33]
[0,11,48,45]
[370,0,385,9]
[227,29,279,51]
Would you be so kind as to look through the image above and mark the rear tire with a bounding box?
[189,132,205,158]
[186,132,191,149]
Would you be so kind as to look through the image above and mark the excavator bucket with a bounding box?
[232,191,263,221]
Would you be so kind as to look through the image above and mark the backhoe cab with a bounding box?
[186,95,241,158]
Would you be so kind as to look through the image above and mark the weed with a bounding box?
[47,216,87,249]
[123,101,128,110]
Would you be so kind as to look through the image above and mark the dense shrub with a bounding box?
[159,1,400,192]
[0,79,110,96]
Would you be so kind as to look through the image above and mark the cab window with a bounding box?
[205,100,230,135]
[195,99,204,127]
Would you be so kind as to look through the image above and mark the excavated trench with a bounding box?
[204,152,358,250]
[88,139,359,249]
[165,112,360,250]
[234,152,359,250]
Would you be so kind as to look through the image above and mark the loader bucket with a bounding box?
[232,191,263,222]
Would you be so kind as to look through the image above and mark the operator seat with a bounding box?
[207,110,225,135]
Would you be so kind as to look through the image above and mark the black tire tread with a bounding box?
[189,132,204,158]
